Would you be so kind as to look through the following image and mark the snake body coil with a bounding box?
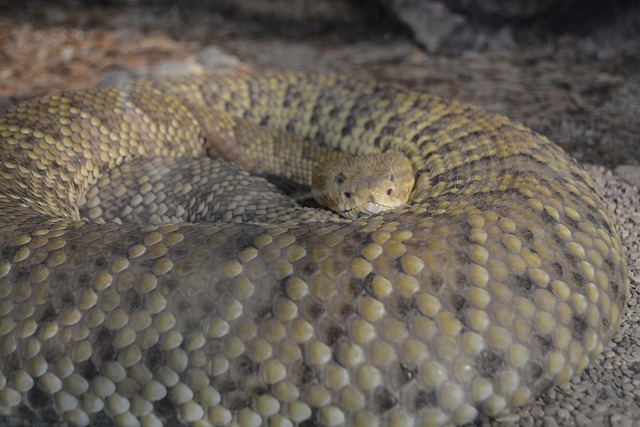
[0,73,629,426]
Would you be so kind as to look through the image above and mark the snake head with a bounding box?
[311,150,415,218]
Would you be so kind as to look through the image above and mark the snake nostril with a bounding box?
[344,192,351,198]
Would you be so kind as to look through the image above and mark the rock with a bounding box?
[614,165,640,188]
[197,46,240,70]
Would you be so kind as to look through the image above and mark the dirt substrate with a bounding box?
[0,1,639,425]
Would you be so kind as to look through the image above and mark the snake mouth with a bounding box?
[340,201,396,218]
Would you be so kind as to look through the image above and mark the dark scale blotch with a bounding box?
[564,252,579,269]
[571,315,588,341]
[455,271,470,288]
[28,384,52,409]
[387,295,414,319]
[231,355,256,377]
[510,273,534,296]
[79,359,100,380]
[172,294,192,315]
[139,259,154,271]
[300,412,321,427]
[122,289,143,312]
[345,277,368,300]
[16,266,30,279]
[17,404,36,421]
[212,374,237,393]
[302,299,325,321]
[359,273,377,295]
[320,320,345,346]
[57,289,75,306]
[0,245,18,260]
[604,258,615,274]
[154,396,178,418]
[522,229,534,244]
[388,258,402,274]
[309,112,320,127]
[572,271,586,288]
[293,361,316,385]
[349,231,373,246]
[162,278,180,294]
[373,387,398,413]
[338,244,358,259]
[551,232,565,246]
[428,171,449,186]
[301,261,319,278]
[609,280,620,300]
[92,411,117,427]
[171,247,188,258]
[107,243,127,258]
[341,114,356,137]
[248,382,270,397]
[563,214,579,230]
[360,119,375,131]
[476,349,506,378]
[541,209,557,225]
[414,389,437,410]
[524,362,543,382]
[145,344,164,370]
[40,408,60,424]
[415,165,432,179]
[38,304,58,323]
[450,294,467,314]
[3,353,19,373]
[94,256,108,269]
[198,297,216,314]
[214,279,234,296]
[532,335,552,356]
[552,262,564,277]
[611,281,626,307]
[95,327,116,361]
[53,271,68,283]
[334,301,355,321]
[426,274,444,292]
[77,272,91,286]
[252,304,272,322]
[328,106,340,119]
[389,363,415,389]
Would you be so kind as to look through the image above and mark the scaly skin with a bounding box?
[0,73,629,426]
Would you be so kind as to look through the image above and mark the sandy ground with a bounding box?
[0,1,639,425]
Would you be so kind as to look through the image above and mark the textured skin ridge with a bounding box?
[0,73,629,426]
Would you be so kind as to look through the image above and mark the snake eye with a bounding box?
[336,173,345,184]
[344,192,351,198]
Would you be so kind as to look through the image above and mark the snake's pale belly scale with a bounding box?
[0,73,629,426]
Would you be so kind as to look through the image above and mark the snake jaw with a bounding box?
[341,200,397,218]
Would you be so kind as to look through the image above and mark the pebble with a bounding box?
[614,164,640,188]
